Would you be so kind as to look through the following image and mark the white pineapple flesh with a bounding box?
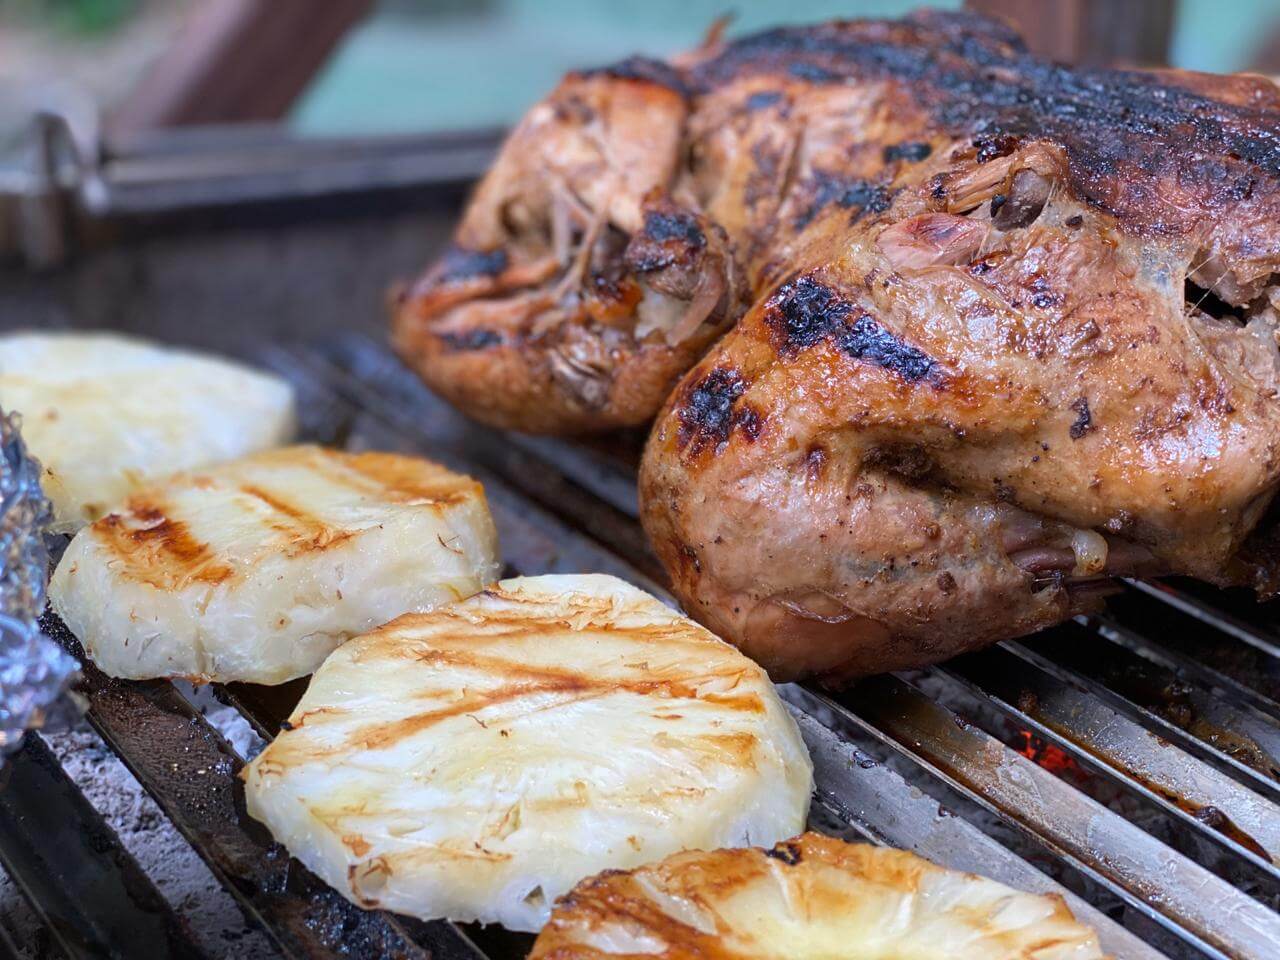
[49,445,500,684]
[0,331,296,532]
[531,833,1108,959]
[241,574,813,932]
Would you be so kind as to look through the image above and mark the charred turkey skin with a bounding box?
[636,13,1280,681]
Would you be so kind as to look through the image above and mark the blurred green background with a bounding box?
[3,0,1280,139]
[292,0,1280,135]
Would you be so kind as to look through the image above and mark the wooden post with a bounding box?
[965,0,1174,66]
[109,0,375,141]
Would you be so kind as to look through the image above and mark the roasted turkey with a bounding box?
[398,12,1280,679]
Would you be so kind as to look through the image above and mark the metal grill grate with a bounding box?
[5,333,1279,960]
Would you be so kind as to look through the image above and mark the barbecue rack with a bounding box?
[0,116,1278,960]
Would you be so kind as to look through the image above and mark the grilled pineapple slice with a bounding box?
[242,574,813,932]
[531,833,1107,959]
[0,331,295,532]
[50,445,499,684]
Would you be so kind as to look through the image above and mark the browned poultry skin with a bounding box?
[634,13,1280,680]
[392,60,751,433]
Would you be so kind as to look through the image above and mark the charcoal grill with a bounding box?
[0,114,1278,960]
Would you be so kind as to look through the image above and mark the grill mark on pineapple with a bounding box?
[351,680,591,749]
[406,645,760,703]
[420,620,720,653]
[351,677,718,751]
[340,451,479,506]
[344,647,769,755]
[86,447,486,591]
[373,606,732,655]
[547,872,726,955]
[294,706,347,726]
[240,483,319,525]
[689,732,761,765]
[96,500,233,589]
[455,616,705,645]
[387,840,513,867]
[239,484,356,556]
[341,834,372,857]
[702,692,765,713]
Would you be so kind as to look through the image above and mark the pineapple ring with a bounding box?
[531,832,1107,959]
[243,575,812,932]
[0,331,296,533]
[51,445,499,684]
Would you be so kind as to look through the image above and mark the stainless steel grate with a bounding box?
[5,332,1279,960]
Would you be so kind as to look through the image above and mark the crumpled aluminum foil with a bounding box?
[0,406,79,754]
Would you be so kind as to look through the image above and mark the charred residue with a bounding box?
[764,840,803,865]
[575,55,690,97]
[883,140,933,163]
[764,275,852,353]
[677,367,749,454]
[974,133,1021,164]
[1069,397,1092,439]
[734,405,764,442]
[438,329,503,351]
[433,246,509,284]
[626,208,707,274]
[745,90,786,112]
[644,210,706,248]
[838,314,938,382]
[764,275,940,382]
[795,172,894,229]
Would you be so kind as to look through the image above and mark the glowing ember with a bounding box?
[1015,730,1084,777]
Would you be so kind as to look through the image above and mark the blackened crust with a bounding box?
[795,173,895,229]
[763,276,853,355]
[837,314,939,384]
[438,329,503,352]
[687,13,1280,233]
[763,276,941,383]
[643,210,706,247]
[575,55,691,97]
[676,367,748,455]
[434,246,510,284]
[764,840,803,865]
[883,141,933,163]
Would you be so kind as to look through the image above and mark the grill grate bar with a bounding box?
[1098,596,1280,713]
[825,673,1280,960]
[505,433,644,520]
[214,679,308,742]
[1017,626,1280,798]
[1124,580,1280,661]
[782,694,1166,960]
[0,733,207,960]
[0,925,20,960]
[1088,613,1280,729]
[938,645,1280,876]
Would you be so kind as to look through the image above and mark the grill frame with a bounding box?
[0,123,1278,960]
